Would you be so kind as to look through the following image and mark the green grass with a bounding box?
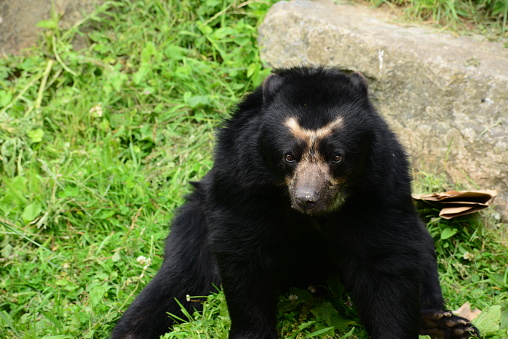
[370,0,508,38]
[0,0,507,338]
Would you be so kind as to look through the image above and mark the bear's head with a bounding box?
[259,68,376,215]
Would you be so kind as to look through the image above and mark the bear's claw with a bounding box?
[421,309,480,339]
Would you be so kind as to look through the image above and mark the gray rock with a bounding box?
[259,0,508,219]
[0,0,104,56]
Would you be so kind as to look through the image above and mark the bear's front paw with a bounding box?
[420,309,480,339]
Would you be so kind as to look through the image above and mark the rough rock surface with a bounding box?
[259,0,508,218]
[0,0,104,56]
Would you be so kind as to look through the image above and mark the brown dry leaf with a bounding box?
[453,302,482,321]
[412,190,497,219]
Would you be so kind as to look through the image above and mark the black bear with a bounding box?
[112,68,479,339]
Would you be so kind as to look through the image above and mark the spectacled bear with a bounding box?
[112,67,479,339]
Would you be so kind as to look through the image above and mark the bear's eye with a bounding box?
[284,154,296,163]
[332,154,343,164]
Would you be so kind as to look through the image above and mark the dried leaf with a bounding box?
[453,302,482,321]
[412,190,497,219]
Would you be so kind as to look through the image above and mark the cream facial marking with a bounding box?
[283,116,346,214]
[284,116,344,155]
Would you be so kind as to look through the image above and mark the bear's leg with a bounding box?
[111,191,220,339]
[111,263,193,339]
[340,255,422,339]
[215,256,280,339]
[419,232,480,339]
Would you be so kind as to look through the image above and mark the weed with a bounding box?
[370,0,508,38]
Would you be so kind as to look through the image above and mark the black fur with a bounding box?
[112,68,479,339]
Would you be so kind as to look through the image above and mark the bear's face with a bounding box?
[281,115,348,214]
[259,69,373,215]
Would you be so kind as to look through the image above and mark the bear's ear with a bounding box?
[262,73,284,102]
[350,72,368,95]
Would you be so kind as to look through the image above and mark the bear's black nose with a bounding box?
[295,188,320,210]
